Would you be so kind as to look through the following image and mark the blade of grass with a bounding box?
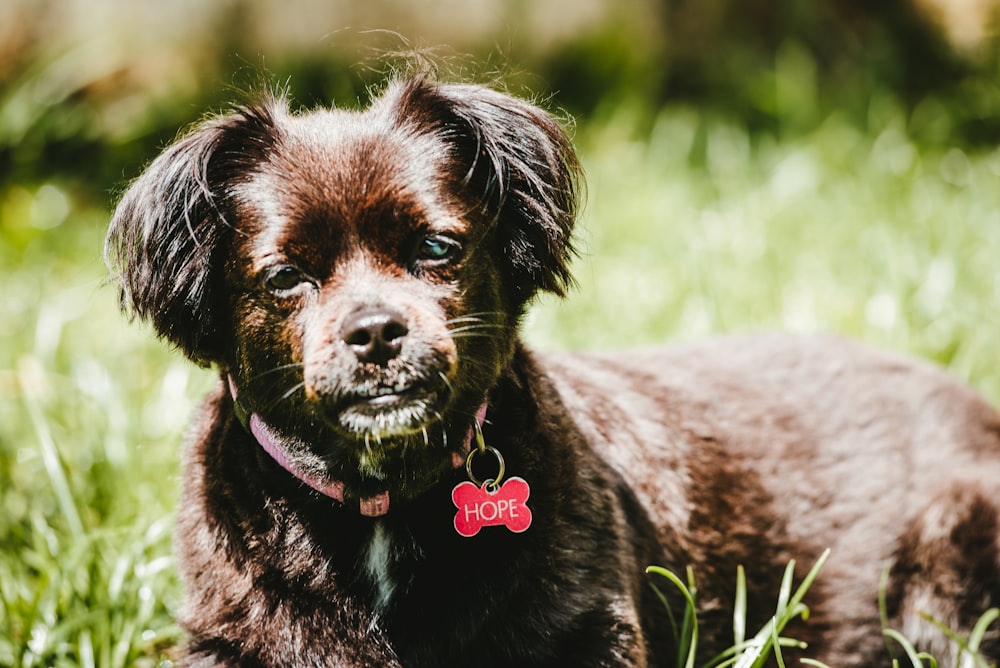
[23,396,84,540]
[733,565,747,647]
[800,659,834,668]
[879,563,896,663]
[734,550,829,668]
[649,575,681,647]
[966,608,1000,664]
[683,566,698,667]
[771,620,787,668]
[884,628,939,668]
[918,610,995,668]
[775,559,796,616]
[647,565,699,668]
[788,549,829,616]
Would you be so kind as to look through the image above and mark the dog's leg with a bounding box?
[884,482,1000,667]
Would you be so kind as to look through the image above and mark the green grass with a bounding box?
[647,550,832,668]
[650,551,998,667]
[3,103,1000,665]
[1,200,213,665]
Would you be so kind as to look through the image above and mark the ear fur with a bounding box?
[105,101,280,365]
[391,78,583,303]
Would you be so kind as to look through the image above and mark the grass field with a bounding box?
[3,100,1000,665]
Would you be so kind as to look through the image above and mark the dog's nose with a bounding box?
[341,308,409,365]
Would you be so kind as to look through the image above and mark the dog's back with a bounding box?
[542,332,1000,664]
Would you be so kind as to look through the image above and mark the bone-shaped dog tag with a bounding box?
[452,477,532,537]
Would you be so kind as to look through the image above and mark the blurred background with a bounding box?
[3,0,1000,665]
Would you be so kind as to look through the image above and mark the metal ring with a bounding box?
[465,445,505,489]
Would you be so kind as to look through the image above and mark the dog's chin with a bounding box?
[299,379,462,500]
[330,391,458,502]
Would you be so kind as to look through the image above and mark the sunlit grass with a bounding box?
[3,103,1000,664]
[647,550,832,668]
[650,551,999,667]
[527,102,1000,404]
[1,212,212,665]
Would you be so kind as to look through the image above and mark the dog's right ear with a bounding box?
[105,102,279,365]
[389,78,583,305]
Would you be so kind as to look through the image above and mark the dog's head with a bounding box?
[106,77,581,501]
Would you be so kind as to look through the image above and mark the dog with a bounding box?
[106,74,1000,667]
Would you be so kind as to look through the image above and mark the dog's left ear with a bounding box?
[105,102,279,365]
[395,79,583,302]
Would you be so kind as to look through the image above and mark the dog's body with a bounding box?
[108,76,1000,667]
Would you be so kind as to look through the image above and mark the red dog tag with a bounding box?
[452,477,532,537]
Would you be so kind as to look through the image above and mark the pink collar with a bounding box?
[227,376,487,517]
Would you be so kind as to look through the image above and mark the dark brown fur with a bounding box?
[107,76,1000,667]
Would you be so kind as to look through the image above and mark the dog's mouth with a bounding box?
[355,380,427,405]
[334,377,450,437]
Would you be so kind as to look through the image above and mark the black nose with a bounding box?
[341,308,409,365]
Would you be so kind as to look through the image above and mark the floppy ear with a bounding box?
[105,102,279,365]
[396,79,583,303]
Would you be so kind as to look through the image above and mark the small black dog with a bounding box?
[107,75,1000,667]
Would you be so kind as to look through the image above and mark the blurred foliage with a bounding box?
[544,0,1000,144]
[2,0,1000,198]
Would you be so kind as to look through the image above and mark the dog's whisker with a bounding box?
[447,327,502,337]
[436,371,455,395]
[447,323,504,334]
[444,315,486,325]
[254,381,307,413]
[445,311,503,324]
[448,331,501,342]
[434,331,502,346]
[447,316,503,325]
[280,381,306,401]
[439,419,448,452]
[453,357,497,375]
[247,363,306,383]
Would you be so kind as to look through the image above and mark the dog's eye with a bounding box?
[415,236,460,263]
[264,266,309,292]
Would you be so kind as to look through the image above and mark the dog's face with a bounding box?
[107,78,580,500]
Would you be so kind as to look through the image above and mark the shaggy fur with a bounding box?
[107,75,1000,667]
